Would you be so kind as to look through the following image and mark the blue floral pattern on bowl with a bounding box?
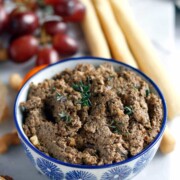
[37,158,64,180]
[22,143,35,165]
[101,166,132,180]
[133,150,154,174]
[66,170,97,180]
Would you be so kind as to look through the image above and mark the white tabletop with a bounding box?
[0,0,180,179]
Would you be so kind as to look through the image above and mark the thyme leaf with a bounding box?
[72,78,91,107]
[55,92,67,102]
[146,89,150,97]
[109,120,122,134]
[20,105,26,113]
[109,119,129,136]
[107,75,115,81]
[51,87,56,92]
[58,112,71,123]
[124,106,133,115]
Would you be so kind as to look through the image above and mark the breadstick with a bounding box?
[160,126,176,154]
[92,0,138,68]
[110,0,180,120]
[80,0,111,58]
[109,0,176,153]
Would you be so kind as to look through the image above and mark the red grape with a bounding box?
[53,0,76,17]
[0,0,3,5]
[54,0,85,22]
[45,0,71,6]
[43,20,67,36]
[9,7,39,36]
[0,5,8,33]
[36,47,59,66]
[64,1,85,22]
[9,35,38,63]
[53,33,78,56]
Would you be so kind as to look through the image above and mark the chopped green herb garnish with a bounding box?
[87,76,92,84]
[113,129,121,134]
[109,119,128,135]
[117,122,125,126]
[109,125,116,129]
[52,87,56,92]
[55,92,67,102]
[59,112,71,123]
[107,75,115,81]
[110,119,117,125]
[109,120,121,134]
[124,106,133,115]
[146,89,150,97]
[20,106,26,113]
[56,92,62,101]
[72,78,91,107]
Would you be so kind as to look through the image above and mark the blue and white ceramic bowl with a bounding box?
[14,57,167,180]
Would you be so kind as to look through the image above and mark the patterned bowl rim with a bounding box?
[14,56,167,169]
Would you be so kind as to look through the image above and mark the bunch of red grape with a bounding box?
[0,0,86,66]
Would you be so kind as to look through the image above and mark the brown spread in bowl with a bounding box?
[21,63,163,165]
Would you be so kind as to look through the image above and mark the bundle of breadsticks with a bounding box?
[81,0,180,154]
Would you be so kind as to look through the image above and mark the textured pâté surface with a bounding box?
[21,63,162,165]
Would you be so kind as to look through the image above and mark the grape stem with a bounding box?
[39,28,51,45]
